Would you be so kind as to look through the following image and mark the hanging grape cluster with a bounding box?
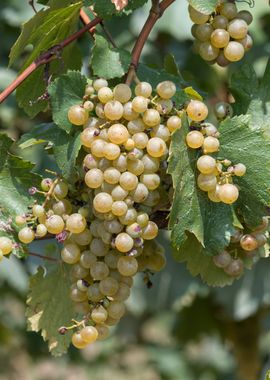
[189,0,253,66]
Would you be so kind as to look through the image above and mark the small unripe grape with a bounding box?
[187,100,208,122]
[213,251,232,268]
[135,82,152,98]
[83,100,94,111]
[155,98,173,114]
[85,168,104,188]
[214,102,233,120]
[197,174,217,192]
[220,3,238,20]
[143,109,161,127]
[191,23,199,38]
[41,178,53,191]
[98,86,113,103]
[104,101,124,120]
[104,219,123,234]
[113,84,132,103]
[137,212,149,227]
[167,116,181,132]
[91,306,108,324]
[186,131,204,149]
[108,124,129,145]
[61,243,80,264]
[156,81,176,99]
[53,181,68,199]
[237,10,253,25]
[239,35,253,51]
[197,155,216,174]
[240,234,258,251]
[93,78,108,91]
[80,326,98,344]
[147,137,166,158]
[71,263,89,279]
[122,102,139,121]
[224,259,244,277]
[132,96,149,113]
[0,237,13,255]
[188,5,210,24]
[234,163,246,177]
[124,138,135,150]
[45,215,64,234]
[52,199,72,216]
[211,29,230,49]
[119,172,138,191]
[87,283,103,302]
[203,136,220,153]
[90,261,109,280]
[68,105,88,126]
[71,332,88,349]
[216,51,230,67]
[212,15,228,30]
[228,19,248,40]
[218,184,239,204]
[36,224,47,238]
[32,205,45,218]
[115,232,134,252]
[93,193,113,213]
[85,84,95,95]
[199,42,219,62]
[91,139,106,158]
[95,325,110,340]
[195,23,214,42]
[224,41,245,62]
[140,173,160,190]
[104,143,121,160]
[112,201,128,216]
[99,277,119,296]
[80,251,97,268]
[117,256,138,276]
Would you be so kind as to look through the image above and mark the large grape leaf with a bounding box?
[18,123,82,183]
[90,35,131,79]
[168,116,235,255]
[48,71,87,133]
[9,3,82,117]
[189,0,218,15]
[26,264,75,356]
[219,115,270,226]
[230,60,270,133]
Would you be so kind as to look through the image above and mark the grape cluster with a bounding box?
[189,1,253,66]
[213,217,269,277]
[185,99,245,204]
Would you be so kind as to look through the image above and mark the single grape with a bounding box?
[80,250,97,268]
[87,283,103,302]
[80,127,99,148]
[93,193,113,213]
[213,250,232,268]
[104,167,121,184]
[71,332,88,349]
[195,23,213,42]
[211,29,230,49]
[188,5,210,24]
[66,213,86,234]
[32,205,45,218]
[99,277,119,296]
[167,116,182,132]
[108,124,129,145]
[224,41,245,62]
[224,259,244,277]
[112,201,128,216]
[45,215,65,234]
[119,172,138,191]
[68,105,88,126]
[140,173,160,190]
[234,163,246,177]
[186,100,208,122]
[53,181,69,199]
[85,168,104,188]
[113,84,132,103]
[237,10,253,25]
[214,102,233,120]
[95,325,110,340]
[61,243,81,264]
[228,19,248,40]
[143,109,161,127]
[197,155,216,174]
[115,232,134,253]
[113,282,130,301]
[135,82,152,98]
[93,78,108,91]
[104,143,121,160]
[203,136,220,153]
[216,51,230,67]
[104,100,124,120]
[90,261,109,280]
[156,81,176,99]
[146,137,166,158]
[132,96,149,113]
[220,3,238,20]
[218,184,239,204]
[0,237,13,255]
[142,221,158,240]
[91,306,108,324]
[199,42,219,62]
[130,183,149,203]
[146,253,166,272]
[186,131,204,149]
[240,234,258,251]
[36,224,47,238]
[91,139,106,158]
[197,174,217,192]
[208,185,221,203]
[83,100,94,111]
[98,86,113,103]
[123,102,139,121]
[80,326,98,344]
[239,34,253,51]
[117,255,138,276]
[212,15,228,30]
[127,158,145,176]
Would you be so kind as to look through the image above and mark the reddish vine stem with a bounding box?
[79,9,96,38]
[126,0,175,85]
[0,16,102,104]
[28,252,59,262]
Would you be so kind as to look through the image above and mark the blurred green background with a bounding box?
[1,1,270,379]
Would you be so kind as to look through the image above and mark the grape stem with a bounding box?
[28,252,59,262]
[125,0,175,85]
[0,14,102,104]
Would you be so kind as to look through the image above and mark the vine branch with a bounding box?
[28,252,59,262]
[126,0,175,85]
[0,16,102,104]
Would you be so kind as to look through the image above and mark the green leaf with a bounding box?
[174,233,234,287]
[48,71,87,133]
[168,116,234,254]
[219,115,270,226]
[164,54,183,80]
[26,265,75,356]
[189,0,218,15]
[230,60,270,133]
[91,35,131,79]
[265,370,270,380]
[18,123,57,149]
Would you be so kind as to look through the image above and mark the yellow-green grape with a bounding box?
[127,159,144,176]
[234,163,246,177]
[135,82,152,98]
[112,201,128,216]
[143,109,161,127]
[91,306,108,324]
[146,137,166,158]
[41,178,53,191]
[53,180,68,199]
[70,286,88,302]
[150,124,170,142]
[103,167,121,185]
[131,96,149,113]
[199,42,219,61]
[18,227,35,244]
[156,81,176,99]
[108,124,129,145]
[104,100,124,120]
[85,84,95,96]
[95,102,105,118]
[95,325,110,340]
[197,155,216,174]
[113,282,131,301]
[142,221,158,240]
[146,253,166,272]
[68,105,88,126]
[188,5,210,24]
[93,193,113,213]
[240,234,258,251]
[71,331,88,349]
[156,98,173,114]
[186,100,208,122]
[80,250,97,268]
[85,168,104,189]
[90,261,109,280]
[15,215,26,226]
[124,138,135,151]
[117,255,138,276]
[130,183,149,203]
[119,172,138,191]
[115,232,134,252]
[45,215,64,234]
[32,205,45,218]
[74,229,92,246]
[253,233,267,248]
[214,102,233,120]
[197,174,217,192]
[90,139,106,158]
[122,102,139,121]
[80,326,98,344]
[239,35,253,51]
[83,100,94,111]
[93,78,108,91]
[87,283,103,302]
[137,212,149,227]
[104,143,121,160]
[186,131,204,149]
[66,213,86,234]
[228,18,248,40]
[140,173,160,190]
[111,185,128,201]
[208,185,221,203]
[212,15,228,29]
[237,10,253,25]
[90,237,109,257]
[218,183,239,204]
[195,23,214,42]
[99,277,119,296]
[98,87,113,103]
[80,127,99,148]
[167,115,182,133]
[52,199,72,216]
[107,301,125,319]
[224,41,245,62]
[220,3,238,20]
[36,224,47,238]
[61,243,81,264]
[203,136,220,153]
[113,83,132,103]
[210,29,230,48]
[0,237,13,255]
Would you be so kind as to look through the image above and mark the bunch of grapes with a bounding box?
[185,99,245,204]
[189,0,253,66]
[213,217,269,277]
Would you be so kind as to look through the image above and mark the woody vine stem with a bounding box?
[0,0,175,104]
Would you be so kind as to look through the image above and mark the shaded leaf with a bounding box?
[189,0,218,15]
